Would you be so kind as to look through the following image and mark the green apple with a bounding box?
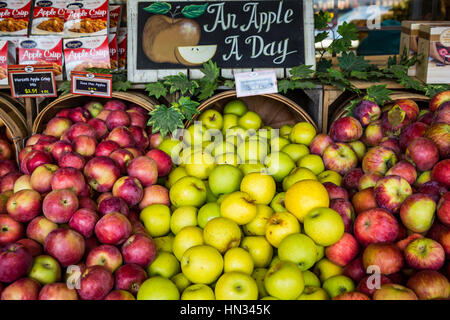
[182,284,215,300]
[348,141,366,161]
[238,111,262,130]
[147,252,180,278]
[140,204,171,237]
[240,172,276,205]
[282,167,317,191]
[169,177,207,208]
[170,206,197,235]
[252,268,269,298]
[289,122,317,146]
[264,261,304,300]
[264,152,295,182]
[239,163,267,175]
[212,141,235,157]
[270,192,287,212]
[415,171,431,187]
[153,234,174,253]
[237,139,268,164]
[304,207,345,246]
[318,170,342,186]
[313,258,343,282]
[297,286,329,300]
[28,255,61,285]
[204,181,218,203]
[281,143,310,162]
[258,127,275,141]
[322,275,355,298]
[316,244,325,262]
[184,123,207,146]
[166,167,188,189]
[215,272,258,300]
[243,205,273,236]
[203,217,242,253]
[222,114,239,134]
[208,164,243,196]
[181,245,224,284]
[297,154,325,175]
[158,138,183,163]
[278,233,317,271]
[176,147,193,167]
[241,236,273,268]
[224,247,254,274]
[223,100,248,116]
[137,277,180,300]
[269,256,281,268]
[199,110,223,130]
[226,126,247,146]
[270,136,290,152]
[197,202,221,228]
[172,226,204,261]
[220,191,257,225]
[302,270,321,287]
[184,152,216,180]
[279,125,293,138]
[215,153,241,166]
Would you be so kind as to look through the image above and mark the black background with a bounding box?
[74,79,109,94]
[137,1,305,70]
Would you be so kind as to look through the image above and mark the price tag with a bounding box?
[234,70,278,98]
[8,65,57,98]
[71,71,113,98]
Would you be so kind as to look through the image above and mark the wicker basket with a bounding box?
[187,91,318,131]
[33,91,158,134]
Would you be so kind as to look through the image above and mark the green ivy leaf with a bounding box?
[112,81,132,92]
[182,3,208,18]
[177,96,200,120]
[143,2,171,14]
[315,31,329,43]
[200,60,220,83]
[164,73,199,95]
[147,104,184,139]
[145,81,168,99]
[338,52,370,73]
[289,65,314,80]
[197,81,218,101]
[366,85,392,105]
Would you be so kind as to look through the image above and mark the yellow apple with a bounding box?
[183,123,207,146]
[237,139,269,164]
[215,272,258,300]
[170,206,197,235]
[181,284,215,300]
[171,273,191,292]
[166,167,188,188]
[289,122,317,146]
[302,270,321,287]
[203,217,242,253]
[220,191,257,225]
[238,111,262,130]
[239,163,267,175]
[241,236,273,268]
[252,268,269,298]
[243,205,273,236]
[153,234,174,253]
[197,202,221,229]
[304,207,344,246]
[199,109,223,130]
[282,167,317,191]
[240,173,276,205]
[137,276,179,300]
[181,245,223,284]
[140,204,171,237]
[285,180,329,222]
[147,252,180,279]
[277,233,317,271]
[265,212,301,247]
[297,286,330,300]
[313,258,343,282]
[215,153,241,166]
[222,114,239,134]
[172,226,204,261]
[318,170,342,186]
[224,247,254,275]
[270,136,290,152]
[264,261,304,300]
[281,143,310,162]
[184,152,216,180]
[297,154,325,175]
[212,141,235,157]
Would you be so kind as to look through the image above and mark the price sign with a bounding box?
[8,65,57,98]
[234,70,278,97]
[71,71,113,98]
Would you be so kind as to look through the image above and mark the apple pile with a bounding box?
[0,99,176,300]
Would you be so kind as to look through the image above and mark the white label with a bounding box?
[234,70,278,97]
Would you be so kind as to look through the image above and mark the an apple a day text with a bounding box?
[203,2,297,65]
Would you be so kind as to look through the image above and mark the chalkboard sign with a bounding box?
[128,0,315,82]
[8,65,57,98]
[71,72,113,98]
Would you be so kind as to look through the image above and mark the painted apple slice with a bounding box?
[175,45,218,66]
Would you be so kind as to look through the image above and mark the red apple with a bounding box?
[417,181,448,203]
[97,192,113,204]
[333,292,371,300]
[107,126,135,148]
[115,263,147,295]
[30,164,58,193]
[26,216,57,245]
[400,193,436,233]
[438,192,450,226]
[112,176,143,206]
[51,167,86,196]
[343,258,365,282]
[325,233,359,267]
[87,118,108,140]
[432,160,450,188]
[149,133,163,149]
[404,238,445,270]
[362,120,383,147]
[379,137,402,156]
[352,188,378,214]
[354,208,399,246]
[329,116,363,142]
[386,161,417,186]
[127,156,158,187]
[106,110,131,130]
[1,278,40,300]
[356,275,392,297]
[44,228,85,267]
[84,156,120,192]
[125,147,143,158]
[0,172,21,193]
[329,199,354,232]
[86,244,123,273]
[58,152,85,170]
[69,208,99,238]
[73,135,97,157]
[310,134,333,156]
[17,238,42,257]
[44,117,72,138]
[397,233,424,251]
[323,143,358,175]
[406,270,449,300]
[429,90,450,112]
[433,101,450,123]
[31,135,58,152]
[39,282,78,300]
[96,110,111,122]
[121,234,157,268]
[358,172,383,191]
[43,189,79,223]
[77,265,114,300]
[425,123,449,159]
[323,182,348,201]
[95,140,120,157]
[55,109,70,118]
[0,160,17,178]
[0,139,12,160]
[6,189,41,222]
[396,99,420,122]
[128,104,147,115]
[98,196,129,216]
[439,229,450,258]
[418,110,434,125]
[362,146,397,175]
[78,196,97,211]
[0,242,33,283]
[362,243,404,275]
[104,290,135,300]
[67,123,96,141]
[95,212,132,245]
[68,107,91,123]
[354,100,381,126]
[110,148,134,174]
[343,168,364,196]
[104,100,126,111]
[373,283,418,300]
[0,214,23,245]
[405,137,439,172]
[127,110,148,128]
[50,141,73,161]
[129,126,149,151]
[22,150,53,175]
[399,122,428,151]
[374,175,412,213]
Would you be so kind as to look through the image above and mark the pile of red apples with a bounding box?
[310,91,450,300]
[0,99,172,300]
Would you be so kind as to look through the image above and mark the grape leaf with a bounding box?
[350,71,369,80]
[147,105,184,139]
[278,79,295,94]
[164,73,199,95]
[182,3,208,18]
[200,60,220,83]
[338,52,370,73]
[112,81,132,92]
[177,96,200,120]
[223,80,235,89]
[366,85,392,105]
[196,81,218,101]
[143,2,171,14]
[293,81,316,90]
[344,99,361,117]
[337,22,358,42]
[315,31,329,43]
[145,81,167,99]
[289,65,314,80]
[314,11,332,30]
[316,59,332,73]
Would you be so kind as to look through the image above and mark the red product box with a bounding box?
[17,36,63,80]
[108,4,121,33]
[0,40,16,85]
[64,0,108,38]
[0,0,32,36]
[63,35,110,79]
[117,27,126,70]
[31,0,66,35]
[108,33,118,71]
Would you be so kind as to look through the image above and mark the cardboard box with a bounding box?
[0,40,17,85]
[417,25,450,84]
[399,21,450,76]
[0,0,32,36]
[31,0,66,36]
[64,0,108,38]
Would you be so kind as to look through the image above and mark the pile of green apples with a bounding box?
[137,100,351,300]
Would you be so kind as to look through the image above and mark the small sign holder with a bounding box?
[8,64,57,98]
[71,71,113,98]
[234,70,278,97]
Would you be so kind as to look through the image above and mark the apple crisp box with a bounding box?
[63,35,110,79]
[400,21,450,76]
[417,25,450,84]
[0,40,17,85]
[117,27,126,70]
[108,33,118,71]
[17,36,64,80]
[64,0,108,38]
[31,0,66,36]
[0,0,32,36]
[108,4,121,34]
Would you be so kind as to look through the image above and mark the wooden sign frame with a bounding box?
[8,64,57,98]
[127,0,315,83]
[71,71,113,98]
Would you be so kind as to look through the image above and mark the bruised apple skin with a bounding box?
[142,15,201,64]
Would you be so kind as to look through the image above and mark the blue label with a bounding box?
[65,40,83,49]
[20,40,38,49]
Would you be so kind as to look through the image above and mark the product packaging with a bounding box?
[64,0,108,38]
[31,0,66,35]
[0,0,32,36]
